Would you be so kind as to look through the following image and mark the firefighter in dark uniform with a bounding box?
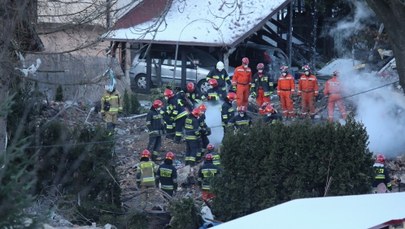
[185,82,204,109]
[221,92,236,131]
[250,63,274,107]
[184,108,202,166]
[198,153,222,203]
[164,88,189,143]
[197,103,211,162]
[372,154,392,193]
[206,144,221,166]
[155,152,178,196]
[259,102,282,124]
[206,61,231,99]
[228,106,252,130]
[206,79,222,101]
[146,99,165,161]
[162,105,175,140]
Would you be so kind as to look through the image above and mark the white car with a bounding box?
[130,45,233,94]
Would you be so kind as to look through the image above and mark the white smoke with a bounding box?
[329,1,375,56]
[322,1,405,157]
[204,101,224,148]
[321,61,405,157]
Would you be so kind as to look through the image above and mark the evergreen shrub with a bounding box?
[212,119,374,221]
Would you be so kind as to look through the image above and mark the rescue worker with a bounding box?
[146,99,164,161]
[206,144,221,166]
[162,104,175,140]
[260,102,282,124]
[164,88,189,143]
[221,92,236,131]
[250,63,273,107]
[100,84,122,135]
[298,65,319,119]
[229,106,252,130]
[184,108,202,166]
[175,86,193,112]
[277,65,296,119]
[324,70,347,122]
[156,152,178,196]
[206,61,231,99]
[198,153,221,203]
[197,103,211,162]
[136,149,158,189]
[185,82,203,109]
[372,154,392,193]
[206,79,221,101]
[232,57,252,107]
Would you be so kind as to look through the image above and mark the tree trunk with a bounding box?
[0,0,42,150]
[366,0,405,91]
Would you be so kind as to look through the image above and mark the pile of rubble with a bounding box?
[32,100,405,227]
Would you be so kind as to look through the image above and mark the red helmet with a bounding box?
[237,106,247,112]
[302,65,311,71]
[192,108,201,117]
[165,151,175,160]
[141,149,151,158]
[242,57,249,65]
[186,82,195,92]
[198,104,207,113]
[208,78,218,87]
[376,154,385,163]
[280,65,289,73]
[264,104,275,114]
[164,88,174,98]
[257,63,264,70]
[152,99,163,109]
[227,92,236,101]
[205,153,213,161]
[207,144,215,151]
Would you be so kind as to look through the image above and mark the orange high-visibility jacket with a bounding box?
[277,74,295,93]
[298,74,319,94]
[324,77,342,95]
[232,65,252,85]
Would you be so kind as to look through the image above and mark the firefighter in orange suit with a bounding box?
[277,65,295,119]
[232,57,252,107]
[298,65,319,119]
[324,70,347,122]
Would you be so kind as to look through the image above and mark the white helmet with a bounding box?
[105,85,114,93]
[105,78,116,92]
[216,61,225,71]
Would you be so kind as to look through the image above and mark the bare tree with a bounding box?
[366,0,405,91]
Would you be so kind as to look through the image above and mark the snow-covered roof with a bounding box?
[215,192,405,229]
[103,0,291,47]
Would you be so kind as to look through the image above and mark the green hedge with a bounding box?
[212,118,374,221]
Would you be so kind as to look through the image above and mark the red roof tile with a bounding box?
[113,0,172,30]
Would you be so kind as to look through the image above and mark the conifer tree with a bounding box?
[212,119,373,221]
